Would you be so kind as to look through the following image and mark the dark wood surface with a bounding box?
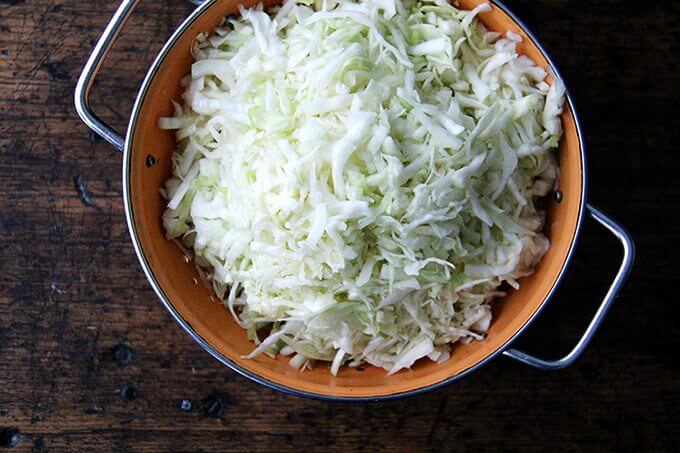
[1,0,678,450]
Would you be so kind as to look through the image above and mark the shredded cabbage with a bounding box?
[159,0,564,375]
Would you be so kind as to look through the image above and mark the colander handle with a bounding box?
[503,204,635,370]
[75,0,201,150]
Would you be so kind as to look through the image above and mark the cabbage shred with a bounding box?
[160,0,565,375]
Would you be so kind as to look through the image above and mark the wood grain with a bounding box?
[1,0,678,450]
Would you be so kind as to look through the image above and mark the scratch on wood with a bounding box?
[427,395,448,444]
[73,175,98,209]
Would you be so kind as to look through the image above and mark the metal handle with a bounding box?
[503,204,635,370]
[75,0,204,150]
[74,0,143,151]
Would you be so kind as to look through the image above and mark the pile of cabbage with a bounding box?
[160,0,565,375]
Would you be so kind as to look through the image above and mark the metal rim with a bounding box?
[122,0,588,402]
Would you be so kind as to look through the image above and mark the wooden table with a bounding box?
[1,0,678,450]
